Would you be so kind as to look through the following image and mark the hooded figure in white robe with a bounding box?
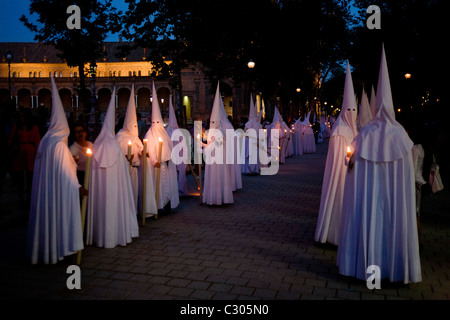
[116,84,146,209]
[356,87,373,132]
[166,95,189,196]
[86,88,139,248]
[27,76,84,264]
[293,117,304,156]
[242,94,262,174]
[144,82,179,210]
[337,45,422,284]
[269,107,284,164]
[218,94,242,191]
[315,61,358,246]
[301,111,316,154]
[202,83,234,205]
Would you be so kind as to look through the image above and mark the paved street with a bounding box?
[1,139,449,304]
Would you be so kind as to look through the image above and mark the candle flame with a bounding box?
[143,139,147,143]
[347,146,351,153]
[197,134,200,139]
[128,140,132,145]
[159,137,163,142]
[86,148,92,155]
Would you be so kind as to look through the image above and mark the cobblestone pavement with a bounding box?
[0,139,449,303]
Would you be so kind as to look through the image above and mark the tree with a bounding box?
[20,0,121,127]
[120,0,354,121]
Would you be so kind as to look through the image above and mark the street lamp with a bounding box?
[5,50,13,104]
[404,73,412,79]
[247,59,255,69]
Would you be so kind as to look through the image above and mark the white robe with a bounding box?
[116,133,143,209]
[301,123,316,154]
[314,135,349,245]
[27,138,84,264]
[293,121,303,156]
[337,151,422,283]
[202,131,234,205]
[144,127,180,210]
[86,143,139,248]
[241,127,260,175]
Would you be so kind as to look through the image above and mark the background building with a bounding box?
[0,42,250,130]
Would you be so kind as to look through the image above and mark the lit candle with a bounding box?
[84,148,92,190]
[127,140,132,161]
[142,139,147,226]
[346,146,352,158]
[197,134,202,203]
[77,147,92,265]
[155,137,163,216]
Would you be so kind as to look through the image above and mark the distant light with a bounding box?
[248,59,255,69]
[161,98,164,104]
[296,88,301,93]
[397,108,401,112]
[405,73,412,79]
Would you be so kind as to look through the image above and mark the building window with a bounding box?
[129,71,132,77]
[109,71,112,77]
[39,72,42,78]
[70,72,73,77]
[118,71,121,77]
[34,72,37,78]
[54,71,58,78]
[138,70,141,77]
[29,72,33,78]
[18,72,21,78]
[74,72,77,77]
[60,72,63,78]
[13,72,17,78]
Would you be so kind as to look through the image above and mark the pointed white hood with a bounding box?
[37,76,71,158]
[166,95,179,133]
[357,87,373,130]
[353,44,413,162]
[330,61,358,146]
[210,82,223,130]
[48,76,70,139]
[145,81,173,162]
[245,93,262,130]
[120,84,139,137]
[116,84,143,156]
[93,87,122,168]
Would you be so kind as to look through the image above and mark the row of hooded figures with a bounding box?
[27,73,323,265]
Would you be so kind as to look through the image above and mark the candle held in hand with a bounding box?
[346,146,352,158]
[127,140,132,161]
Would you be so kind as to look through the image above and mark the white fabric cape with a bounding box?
[86,88,139,248]
[27,76,83,264]
[336,45,421,284]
